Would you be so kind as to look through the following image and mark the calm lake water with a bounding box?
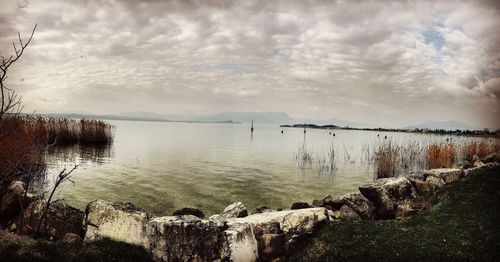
[47,120,494,216]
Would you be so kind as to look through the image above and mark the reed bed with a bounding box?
[0,116,114,185]
[316,143,337,175]
[294,142,313,170]
[44,117,114,145]
[374,140,401,178]
[372,139,498,179]
[426,143,456,169]
[0,116,46,183]
[460,141,497,161]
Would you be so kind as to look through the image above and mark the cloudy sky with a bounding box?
[1,0,499,128]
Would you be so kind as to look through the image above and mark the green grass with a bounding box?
[290,167,500,262]
[0,237,153,262]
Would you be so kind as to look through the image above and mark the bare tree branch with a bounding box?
[0,24,37,123]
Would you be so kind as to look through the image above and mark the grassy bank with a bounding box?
[291,167,500,261]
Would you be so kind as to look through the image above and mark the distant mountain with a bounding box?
[116,111,189,121]
[41,110,370,128]
[38,113,238,124]
[403,120,477,131]
[196,111,294,124]
[196,111,366,127]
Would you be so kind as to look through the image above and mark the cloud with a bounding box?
[0,0,499,128]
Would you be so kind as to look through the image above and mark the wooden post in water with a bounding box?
[251,120,254,133]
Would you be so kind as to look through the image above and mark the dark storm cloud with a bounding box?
[0,0,499,128]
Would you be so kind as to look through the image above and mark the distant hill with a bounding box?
[116,111,189,121]
[38,113,238,124]
[39,110,375,128]
[196,111,294,124]
[195,111,366,127]
[403,120,477,131]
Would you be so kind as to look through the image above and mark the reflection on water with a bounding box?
[47,144,113,165]
[45,120,497,216]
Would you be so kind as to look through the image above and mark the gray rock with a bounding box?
[227,207,330,252]
[220,202,248,219]
[429,168,463,184]
[63,232,82,244]
[463,166,481,176]
[0,181,27,222]
[458,160,472,169]
[252,205,274,215]
[218,222,258,261]
[411,179,434,195]
[312,195,331,207]
[9,181,25,195]
[472,155,480,162]
[8,222,17,232]
[425,175,446,188]
[260,233,286,258]
[340,193,374,219]
[172,207,205,219]
[149,216,225,262]
[407,170,434,181]
[339,205,361,221]
[290,202,313,210]
[359,177,416,219]
[474,160,486,168]
[23,200,84,240]
[482,153,496,163]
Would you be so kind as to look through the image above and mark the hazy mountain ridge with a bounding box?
[37,111,484,131]
[403,120,478,131]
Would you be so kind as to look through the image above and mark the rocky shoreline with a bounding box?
[1,153,499,261]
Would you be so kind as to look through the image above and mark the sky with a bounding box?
[0,0,499,128]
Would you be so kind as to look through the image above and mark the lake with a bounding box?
[46,120,494,216]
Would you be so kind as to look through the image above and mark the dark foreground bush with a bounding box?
[0,236,153,262]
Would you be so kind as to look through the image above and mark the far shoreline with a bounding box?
[280,123,500,138]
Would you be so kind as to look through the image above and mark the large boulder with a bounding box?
[226,207,331,253]
[172,207,205,219]
[457,161,472,170]
[312,195,343,210]
[428,168,463,184]
[340,193,374,219]
[474,160,486,168]
[212,202,248,220]
[22,199,84,239]
[260,233,286,258]
[63,232,83,244]
[406,169,460,195]
[290,202,313,210]
[251,205,274,215]
[0,181,35,223]
[85,201,152,247]
[339,205,361,221]
[148,216,224,262]
[312,193,373,219]
[359,177,416,219]
[219,223,259,262]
